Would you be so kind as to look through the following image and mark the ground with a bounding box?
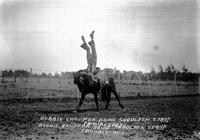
[0,96,200,140]
[0,78,199,139]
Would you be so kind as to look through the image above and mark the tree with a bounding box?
[170,65,176,73]
[165,65,172,80]
[158,65,164,80]
[103,68,114,75]
[165,65,172,74]
[47,72,53,78]
[182,65,188,73]
[113,70,121,80]
[159,65,163,73]
[54,72,60,78]
[181,65,188,81]
[122,70,127,80]
[8,69,14,77]
[150,66,156,80]
[15,70,29,77]
[41,72,47,78]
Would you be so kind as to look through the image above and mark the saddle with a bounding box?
[80,68,109,87]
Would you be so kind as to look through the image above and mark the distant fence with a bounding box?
[0,68,199,100]
[0,68,79,100]
[0,68,73,83]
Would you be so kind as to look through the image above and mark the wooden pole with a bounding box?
[136,73,142,97]
[1,71,4,83]
[14,75,17,83]
[147,74,151,97]
[174,72,177,96]
[37,75,40,83]
[199,76,200,95]
[26,68,32,101]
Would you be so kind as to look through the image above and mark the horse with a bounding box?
[73,69,124,111]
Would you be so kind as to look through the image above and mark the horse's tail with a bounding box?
[100,76,116,101]
[108,76,117,93]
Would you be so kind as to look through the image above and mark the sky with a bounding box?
[0,0,199,73]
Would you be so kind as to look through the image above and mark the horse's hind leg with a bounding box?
[108,78,124,109]
[105,91,111,110]
[112,89,124,109]
[93,93,99,111]
[76,93,86,111]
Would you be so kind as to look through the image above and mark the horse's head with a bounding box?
[73,72,84,85]
[73,70,100,93]
[73,69,87,85]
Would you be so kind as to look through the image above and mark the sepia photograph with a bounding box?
[0,0,200,139]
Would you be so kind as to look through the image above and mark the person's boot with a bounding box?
[81,35,86,43]
[89,31,95,46]
[80,43,89,50]
[90,30,95,40]
[88,40,95,47]
[80,36,89,50]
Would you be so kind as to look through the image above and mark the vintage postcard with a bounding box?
[0,0,199,139]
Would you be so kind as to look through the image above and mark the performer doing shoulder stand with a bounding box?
[80,31,97,74]
[80,31,109,92]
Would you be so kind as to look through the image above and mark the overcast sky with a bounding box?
[0,0,199,73]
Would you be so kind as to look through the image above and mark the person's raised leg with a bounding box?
[88,30,95,47]
[87,63,92,74]
[90,30,95,40]
[88,31,97,73]
[80,35,93,73]
[91,63,97,74]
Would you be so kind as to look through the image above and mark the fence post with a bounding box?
[26,68,32,101]
[174,72,177,96]
[1,72,4,83]
[199,76,200,95]
[117,72,121,97]
[136,73,142,97]
[147,74,151,97]
[14,75,17,83]
[37,75,40,83]
[139,78,142,96]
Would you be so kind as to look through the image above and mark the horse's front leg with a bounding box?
[76,93,86,111]
[93,93,99,111]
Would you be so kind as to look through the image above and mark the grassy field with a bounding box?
[0,77,199,99]
[0,96,200,140]
[0,77,199,139]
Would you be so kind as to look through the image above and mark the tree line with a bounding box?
[0,69,73,80]
[103,65,199,82]
[1,65,199,82]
